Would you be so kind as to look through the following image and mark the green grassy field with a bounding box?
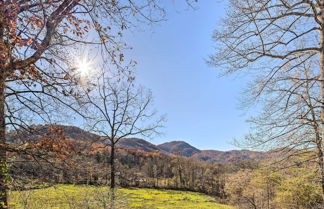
[9,185,233,209]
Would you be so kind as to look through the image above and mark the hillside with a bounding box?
[8,124,264,163]
[191,150,264,163]
[158,141,201,157]
[7,125,101,144]
[117,138,161,153]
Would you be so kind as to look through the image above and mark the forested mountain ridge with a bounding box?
[8,124,264,163]
[158,141,201,157]
[191,150,264,163]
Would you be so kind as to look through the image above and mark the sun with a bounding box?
[76,58,91,76]
[68,48,98,86]
[68,51,96,86]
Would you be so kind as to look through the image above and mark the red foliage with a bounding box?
[30,127,77,160]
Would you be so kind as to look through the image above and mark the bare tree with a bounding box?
[0,1,166,207]
[209,0,324,198]
[81,68,164,191]
[243,61,323,180]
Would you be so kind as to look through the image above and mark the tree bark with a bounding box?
[109,143,116,209]
[110,143,116,189]
[320,0,324,200]
[0,71,7,209]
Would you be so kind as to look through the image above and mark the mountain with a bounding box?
[9,124,265,163]
[158,141,201,157]
[191,150,264,163]
[8,125,161,153]
[117,138,160,153]
[7,125,101,144]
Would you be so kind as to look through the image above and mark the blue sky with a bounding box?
[123,1,251,151]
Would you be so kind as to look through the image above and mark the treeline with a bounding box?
[9,145,231,198]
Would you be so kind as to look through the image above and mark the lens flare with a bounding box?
[76,57,91,77]
[69,50,96,86]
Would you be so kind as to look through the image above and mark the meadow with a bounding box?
[9,185,233,209]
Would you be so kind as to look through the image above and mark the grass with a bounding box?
[9,184,234,209]
[119,187,233,209]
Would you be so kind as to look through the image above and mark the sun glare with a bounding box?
[69,50,96,85]
[76,58,91,76]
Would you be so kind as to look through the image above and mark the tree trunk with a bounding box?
[110,143,116,189]
[0,7,8,208]
[109,143,116,209]
[320,0,324,200]
[315,132,324,200]
[0,71,7,209]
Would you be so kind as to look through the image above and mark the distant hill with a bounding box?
[8,125,101,144]
[156,141,264,163]
[191,150,264,163]
[9,124,265,163]
[116,138,160,153]
[158,141,201,157]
